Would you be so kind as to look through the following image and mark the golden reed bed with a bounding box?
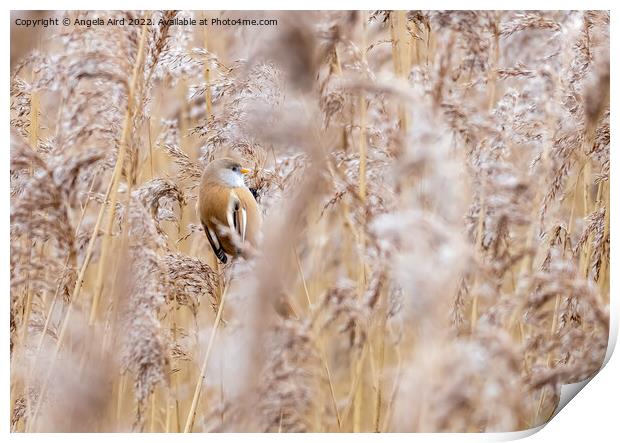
[9,10,609,432]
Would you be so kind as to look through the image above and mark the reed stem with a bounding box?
[184,283,228,432]
[89,16,151,325]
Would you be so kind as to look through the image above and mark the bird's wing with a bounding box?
[229,191,247,246]
[199,183,234,263]
[202,222,227,264]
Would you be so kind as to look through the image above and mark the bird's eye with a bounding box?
[232,166,238,172]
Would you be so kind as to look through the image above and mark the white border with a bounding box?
[3,2,617,441]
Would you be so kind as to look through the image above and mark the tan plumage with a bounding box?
[198,157,262,263]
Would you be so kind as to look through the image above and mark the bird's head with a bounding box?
[205,157,251,188]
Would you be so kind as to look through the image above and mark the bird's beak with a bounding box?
[239,167,251,175]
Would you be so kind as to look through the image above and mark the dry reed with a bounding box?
[10,10,610,432]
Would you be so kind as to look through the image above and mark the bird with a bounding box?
[197,157,262,264]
